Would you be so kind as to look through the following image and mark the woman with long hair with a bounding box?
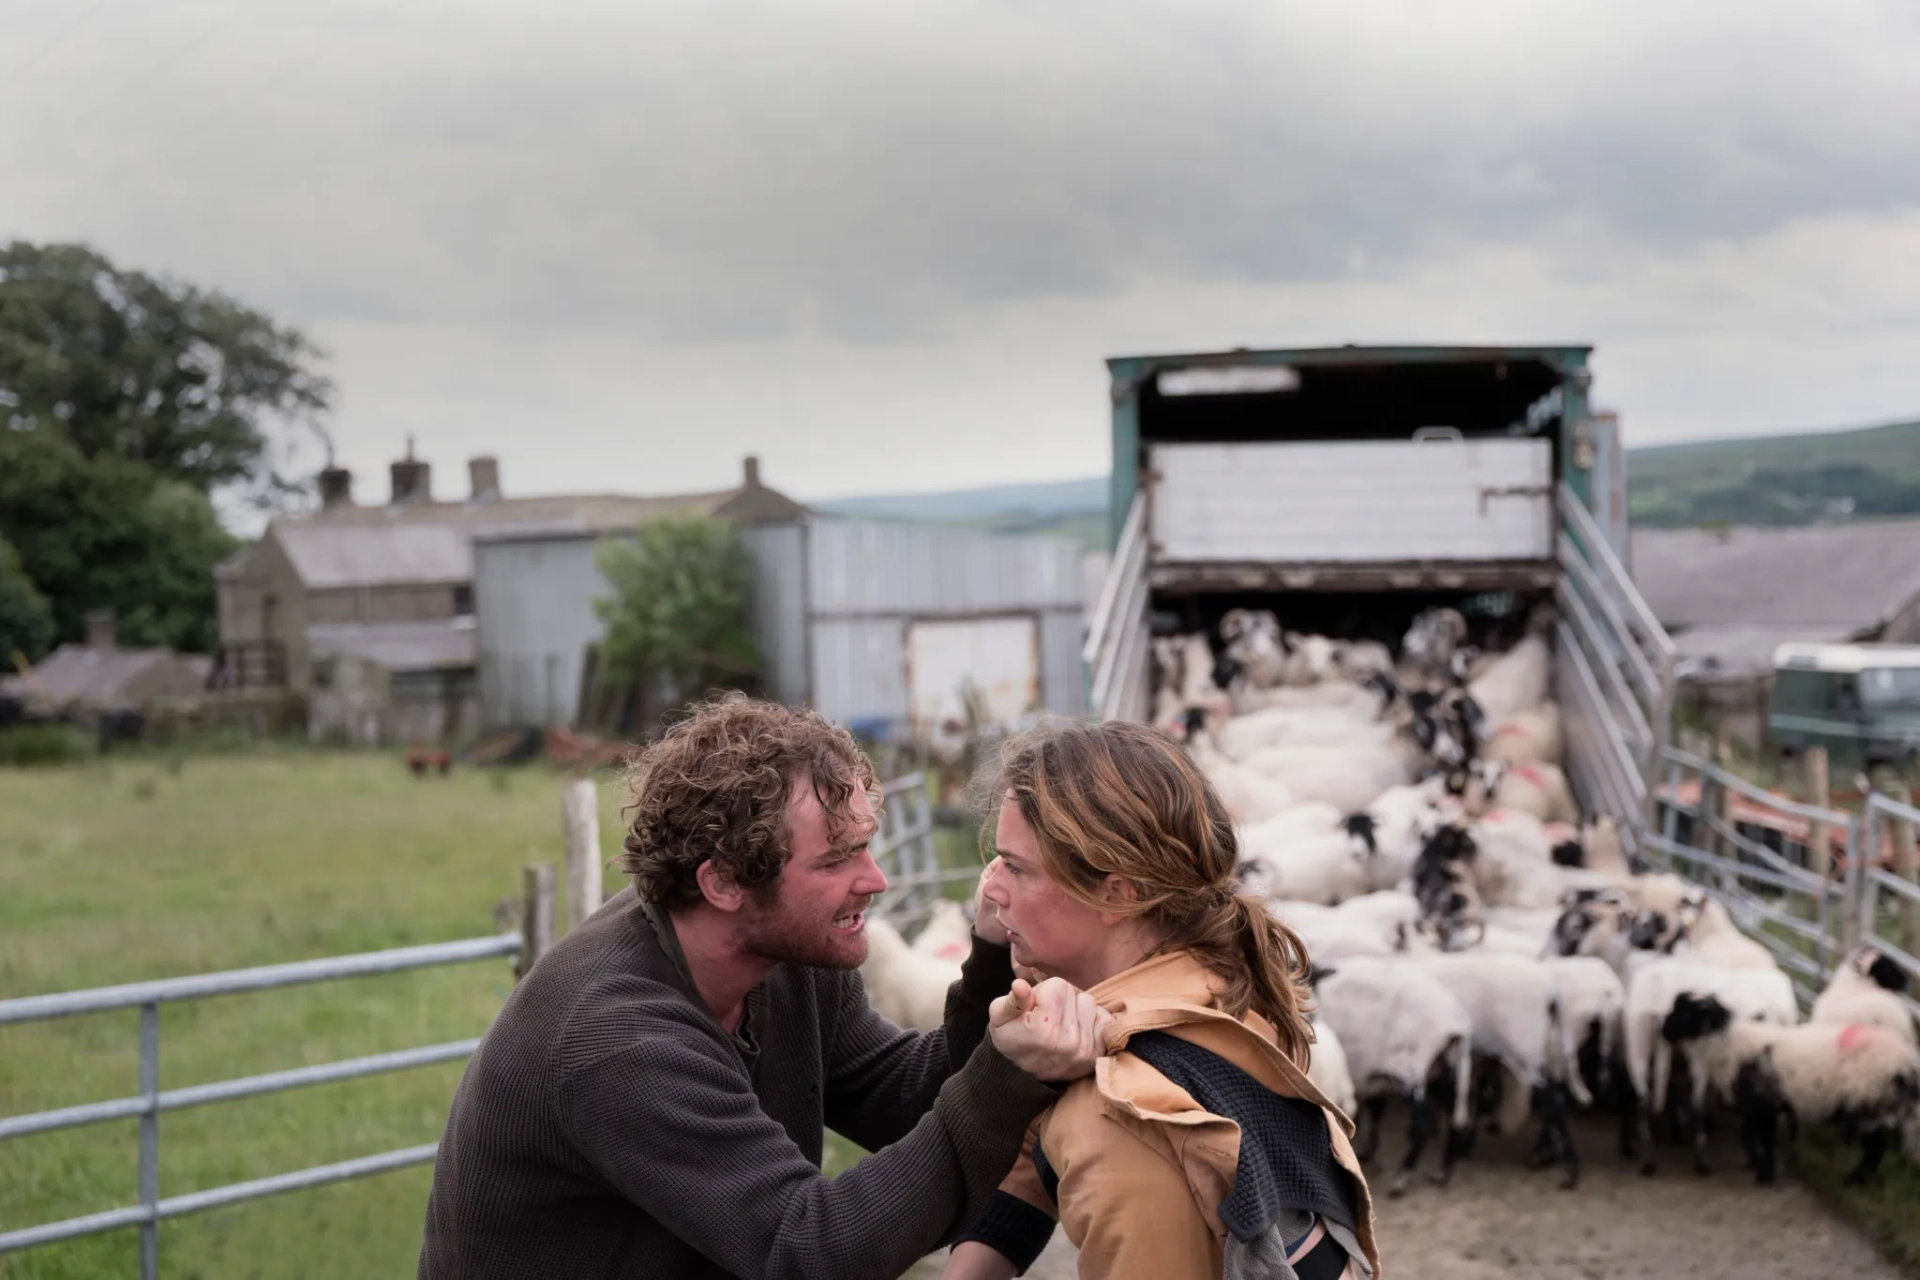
[944,719,1378,1280]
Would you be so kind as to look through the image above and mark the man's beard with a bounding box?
[742,895,872,970]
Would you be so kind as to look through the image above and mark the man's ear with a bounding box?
[695,860,751,914]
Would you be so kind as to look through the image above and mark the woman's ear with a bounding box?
[1097,875,1141,922]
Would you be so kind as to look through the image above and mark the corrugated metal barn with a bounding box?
[473,516,1088,734]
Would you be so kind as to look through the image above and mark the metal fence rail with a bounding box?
[872,772,979,930]
[1860,790,1920,1022]
[0,931,524,1275]
[1648,747,1885,1009]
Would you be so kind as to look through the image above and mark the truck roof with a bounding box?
[1105,343,1594,374]
[1773,642,1920,673]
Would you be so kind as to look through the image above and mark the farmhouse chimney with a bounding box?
[389,437,432,505]
[468,455,501,501]
[742,455,761,489]
[317,466,354,510]
[85,609,116,651]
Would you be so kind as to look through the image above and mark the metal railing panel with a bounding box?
[0,934,523,1026]
[0,933,526,1272]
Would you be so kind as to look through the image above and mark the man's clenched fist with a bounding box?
[986,976,1112,1083]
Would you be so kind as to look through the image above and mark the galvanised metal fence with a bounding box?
[1644,747,1920,1017]
[1859,789,1920,1022]
[870,771,980,930]
[0,772,970,1278]
[0,930,526,1278]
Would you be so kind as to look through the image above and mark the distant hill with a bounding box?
[1629,419,1920,528]
[813,477,1111,547]
[813,418,1920,540]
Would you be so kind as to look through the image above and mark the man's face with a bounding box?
[741,779,887,970]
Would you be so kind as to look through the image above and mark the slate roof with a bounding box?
[1632,521,1920,631]
[0,646,211,706]
[259,482,808,590]
[306,620,478,672]
[275,523,472,590]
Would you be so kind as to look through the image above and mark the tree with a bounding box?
[594,515,761,726]
[0,240,333,506]
[0,537,54,666]
[0,427,238,653]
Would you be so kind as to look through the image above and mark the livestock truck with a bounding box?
[1082,345,1679,856]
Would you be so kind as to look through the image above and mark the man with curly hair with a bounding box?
[420,695,1108,1279]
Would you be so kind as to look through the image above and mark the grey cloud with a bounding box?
[12,0,1918,347]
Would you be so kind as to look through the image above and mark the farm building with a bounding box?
[1631,518,1920,746]
[0,611,211,733]
[1633,519,1920,675]
[473,515,1088,738]
[213,449,805,743]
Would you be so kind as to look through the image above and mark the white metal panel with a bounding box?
[1150,439,1553,563]
[906,617,1040,737]
[810,618,910,729]
[739,523,809,706]
[1039,610,1088,717]
[806,518,1084,616]
[473,535,609,727]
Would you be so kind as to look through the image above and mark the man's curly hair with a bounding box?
[619,694,879,909]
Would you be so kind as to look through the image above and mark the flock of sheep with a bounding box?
[861,602,1920,1198]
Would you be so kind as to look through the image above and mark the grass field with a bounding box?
[0,748,983,1279]
[0,749,632,1280]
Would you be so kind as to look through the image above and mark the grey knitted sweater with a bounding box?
[417,886,1056,1279]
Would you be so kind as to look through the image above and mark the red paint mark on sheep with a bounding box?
[1836,1024,1878,1055]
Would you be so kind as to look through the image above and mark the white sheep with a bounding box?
[1400,607,1469,684]
[1236,822,1373,907]
[1185,721,1299,824]
[1810,946,1917,1046]
[1467,634,1551,725]
[1348,779,1455,891]
[1333,639,1396,686]
[1648,892,1780,972]
[1621,957,1797,1174]
[1220,609,1295,688]
[1417,950,1589,1187]
[1313,957,1476,1195]
[1239,737,1426,814]
[1231,676,1392,717]
[1267,899,1398,963]
[910,898,975,966]
[1661,992,1920,1184]
[1543,954,1627,1101]
[1307,1014,1359,1118]
[1471,760,1579,826]
[858,917,962,1032]
[1482,703,1564,767]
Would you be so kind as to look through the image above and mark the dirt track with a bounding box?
[907,1115,1901,1279]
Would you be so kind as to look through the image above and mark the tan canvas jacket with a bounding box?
[985,951,1380,1280]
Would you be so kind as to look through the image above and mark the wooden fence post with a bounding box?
[1805,746,1831,880]
[563,777,603,932]
[517,862,556,980]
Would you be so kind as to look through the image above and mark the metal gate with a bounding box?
[869,772,981,933]
[1645,749,1862,1007]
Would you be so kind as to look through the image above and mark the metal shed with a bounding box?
[473,516,1088,734]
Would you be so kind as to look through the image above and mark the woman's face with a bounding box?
[981,794,1115,987]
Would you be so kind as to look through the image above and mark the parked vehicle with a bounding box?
[1770,642,1920,773]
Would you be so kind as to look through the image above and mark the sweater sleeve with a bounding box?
[557,996,1056,1280]
[824,932,1015,1153]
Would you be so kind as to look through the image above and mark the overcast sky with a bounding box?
[6,0,1919,512]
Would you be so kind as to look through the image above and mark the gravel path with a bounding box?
[905,1114,1901,1279]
